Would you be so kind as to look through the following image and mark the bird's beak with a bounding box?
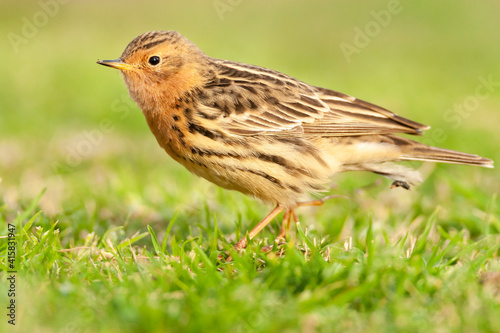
[97,59,134,71]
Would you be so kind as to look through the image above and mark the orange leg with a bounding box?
[234,204,285,250]
[295,194,346,208]
[274,195,345,241]
[227,195,345,259]
[276,210,292,241]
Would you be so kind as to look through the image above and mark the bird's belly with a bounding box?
[160,137,333,207]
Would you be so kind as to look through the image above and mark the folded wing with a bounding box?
[197,59,430,137]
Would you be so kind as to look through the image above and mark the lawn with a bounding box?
[1,1,499,332]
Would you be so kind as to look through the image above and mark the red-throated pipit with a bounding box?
[98,31,493,251]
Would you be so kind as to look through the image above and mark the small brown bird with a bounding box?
[98,31,493,250]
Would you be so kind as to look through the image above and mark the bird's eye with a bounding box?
[148,56,161,66]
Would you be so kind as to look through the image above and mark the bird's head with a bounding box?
[98,31,208,111]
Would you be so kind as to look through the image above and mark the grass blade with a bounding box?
[147,225,161,254]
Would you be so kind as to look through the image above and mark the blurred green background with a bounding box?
[1,0,499,332]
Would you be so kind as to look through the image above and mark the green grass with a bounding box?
[1,1,500,332]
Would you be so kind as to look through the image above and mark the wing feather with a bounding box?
[196,59,430,137]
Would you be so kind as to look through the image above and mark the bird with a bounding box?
[97,30,493,251]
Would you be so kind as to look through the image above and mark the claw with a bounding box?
[391,180,410,190]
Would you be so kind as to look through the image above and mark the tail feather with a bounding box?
[398,140,494,168]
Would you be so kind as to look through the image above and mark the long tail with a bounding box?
[391,135,494,168]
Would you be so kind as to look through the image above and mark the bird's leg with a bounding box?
[263,195,345,253]
[294,194,346,208]
[227,195,344,260]
[234,204,285,250]
[260,210,292,253]
[276,210,292,242]
[274,195,344,239]
[276,208,299,240]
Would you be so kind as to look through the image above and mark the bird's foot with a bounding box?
[391,180,410,190]
[226,194,345,261]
